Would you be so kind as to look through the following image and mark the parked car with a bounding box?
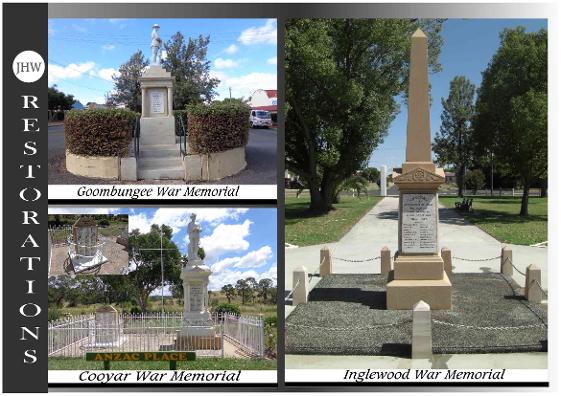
[249,110,272,128]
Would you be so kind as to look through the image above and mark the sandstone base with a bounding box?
[66,150,119,179]
[174,335,222,350]
[183,146,246,181]
[394,254,444,280]
[387,270,452,310]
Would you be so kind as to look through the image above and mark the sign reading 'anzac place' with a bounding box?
[401,193,437,253]
[149,90,164,114]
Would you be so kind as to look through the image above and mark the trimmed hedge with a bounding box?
[65,109,136,156]
[186,100,250,154]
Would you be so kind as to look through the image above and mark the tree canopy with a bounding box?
[285,18,444,213]
[48,85,75,111]
[472,27,547,215]
[107,50,149,112]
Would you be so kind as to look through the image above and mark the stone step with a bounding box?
[138,156,183,168]
[137,163,184,180]
[140,144,181,158]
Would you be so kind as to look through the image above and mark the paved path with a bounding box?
[285,196,548,293]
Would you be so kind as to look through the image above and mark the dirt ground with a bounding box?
[49,236,129,276]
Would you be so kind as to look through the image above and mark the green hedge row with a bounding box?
[65,109,137,156]
[186,100,250,154]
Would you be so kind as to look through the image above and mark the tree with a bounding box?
[465,169,486,194]
[107,50,149,112]
[472,27,547,216]
[257,278,273,303]
[285,19,444,213]
[127,224,182,312]
[245,277,258,303]
[161,32,220,108]
[221,284,236,304]
[433,76,476,197]
[235,279,251,305]
[335,174,369,200]
[48,85,75,119]
[361,167,380,184]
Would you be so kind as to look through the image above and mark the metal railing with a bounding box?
[178,115,188,156]
[48,225,72,246]
[48,311,265,358]
[133,116,140,159]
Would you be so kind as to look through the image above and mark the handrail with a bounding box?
[133,116,140,159]
[179,115,187,157]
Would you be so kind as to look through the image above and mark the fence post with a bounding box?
[380,246,391,276]
[221,321,225,358]
[292,266,309,305]
[501,247,513,276]
[319,247,332,277]
[525,264,543,303]
[441,247,452,276]
[259,314,265,358]
[412,300,432,360]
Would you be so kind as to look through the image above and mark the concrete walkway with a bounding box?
[285,196,548,293]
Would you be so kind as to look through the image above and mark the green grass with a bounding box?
[439,196,547,245]
[48,357,276,370]
[285,193,383,246]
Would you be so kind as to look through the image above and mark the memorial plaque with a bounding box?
[401,193,437,253]
[149,90,165,114]
[190,286,203,312]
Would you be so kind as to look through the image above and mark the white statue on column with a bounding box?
[187,213,201,263]
[150,24,162,65]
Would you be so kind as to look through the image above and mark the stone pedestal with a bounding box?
[386,29,451,310]
[319,247,332,277]
[139,65,175,145]
[176,259,218,350]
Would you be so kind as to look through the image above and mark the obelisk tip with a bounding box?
[412,28,427,38]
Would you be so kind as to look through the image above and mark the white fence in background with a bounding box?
[48,311,265,358]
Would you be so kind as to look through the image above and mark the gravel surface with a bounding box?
[286,273,547,356]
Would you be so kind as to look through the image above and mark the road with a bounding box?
[48,125,277,184]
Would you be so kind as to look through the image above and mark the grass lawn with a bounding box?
[48,357,276,370]
[285,193,383,246]
[439,196,547,245]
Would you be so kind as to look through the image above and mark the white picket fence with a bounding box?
[48,311,265,358]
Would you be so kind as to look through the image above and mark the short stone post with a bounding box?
[501,247,513,276]
[380,246,391,276]
[441,247,452,276]
[292,266,309,305]
[525,264,543,303]
[319,247,332,277]
[412,300,432,360]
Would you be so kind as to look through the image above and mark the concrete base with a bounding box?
[394,254,444,280]
[183,146,246,181]
[174,335,222,350]
[120,157,137,181]
[387,271,452,310]
[140,116,175,145]
[66,150,119,179]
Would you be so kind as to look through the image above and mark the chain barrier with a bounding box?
[452,255,501,262]
[504,256,526,277]
[307,256,325,282]
[533,280,548,298]
[284,279,300,302]
[286,319,412,331]
[433,319,546,331]
[332,256,381,263]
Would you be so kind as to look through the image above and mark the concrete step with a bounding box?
[140,144,181,158]
[138,156,183,168]
[137,163,184,180]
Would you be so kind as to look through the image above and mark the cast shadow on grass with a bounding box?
[308,287,387,310]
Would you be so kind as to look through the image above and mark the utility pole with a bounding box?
[229,87,232,99]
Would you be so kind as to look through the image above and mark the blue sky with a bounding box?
[368,18,548,170]
[48,207,277,291]
[48,18,277,105]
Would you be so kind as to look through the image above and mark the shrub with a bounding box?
[264,315,277,328]
[186,99,250,153]
[212,302,241,316]
[174,109,188,136]
[48,307,61,322]
[465,169,486,194]
[65,109,136,156]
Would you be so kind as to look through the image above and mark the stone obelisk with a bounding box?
[386,29,452,310]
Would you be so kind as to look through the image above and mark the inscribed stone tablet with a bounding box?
[190,286,203,311]
[150,90,164,114]
[401,193,437,253]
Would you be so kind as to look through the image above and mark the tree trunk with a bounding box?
[520,181,530,216]
[139,290,149,313]
[456,168,464,198]
[540,179,547,197]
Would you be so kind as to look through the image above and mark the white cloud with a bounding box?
[214,58,239,69]
[215,72,276,99]
[102,44,116,51]
[200,219,252,260]
[48,207,117,215]
[128,212,152,234]
[267,56,277,65]
[96,67,119,82]
[238,19,277,45]
[211,245,273,273]
[48,61,95,84]
[224,44,238,55]
[208,263,277,291]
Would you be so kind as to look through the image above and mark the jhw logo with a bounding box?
[12,50,45,83]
